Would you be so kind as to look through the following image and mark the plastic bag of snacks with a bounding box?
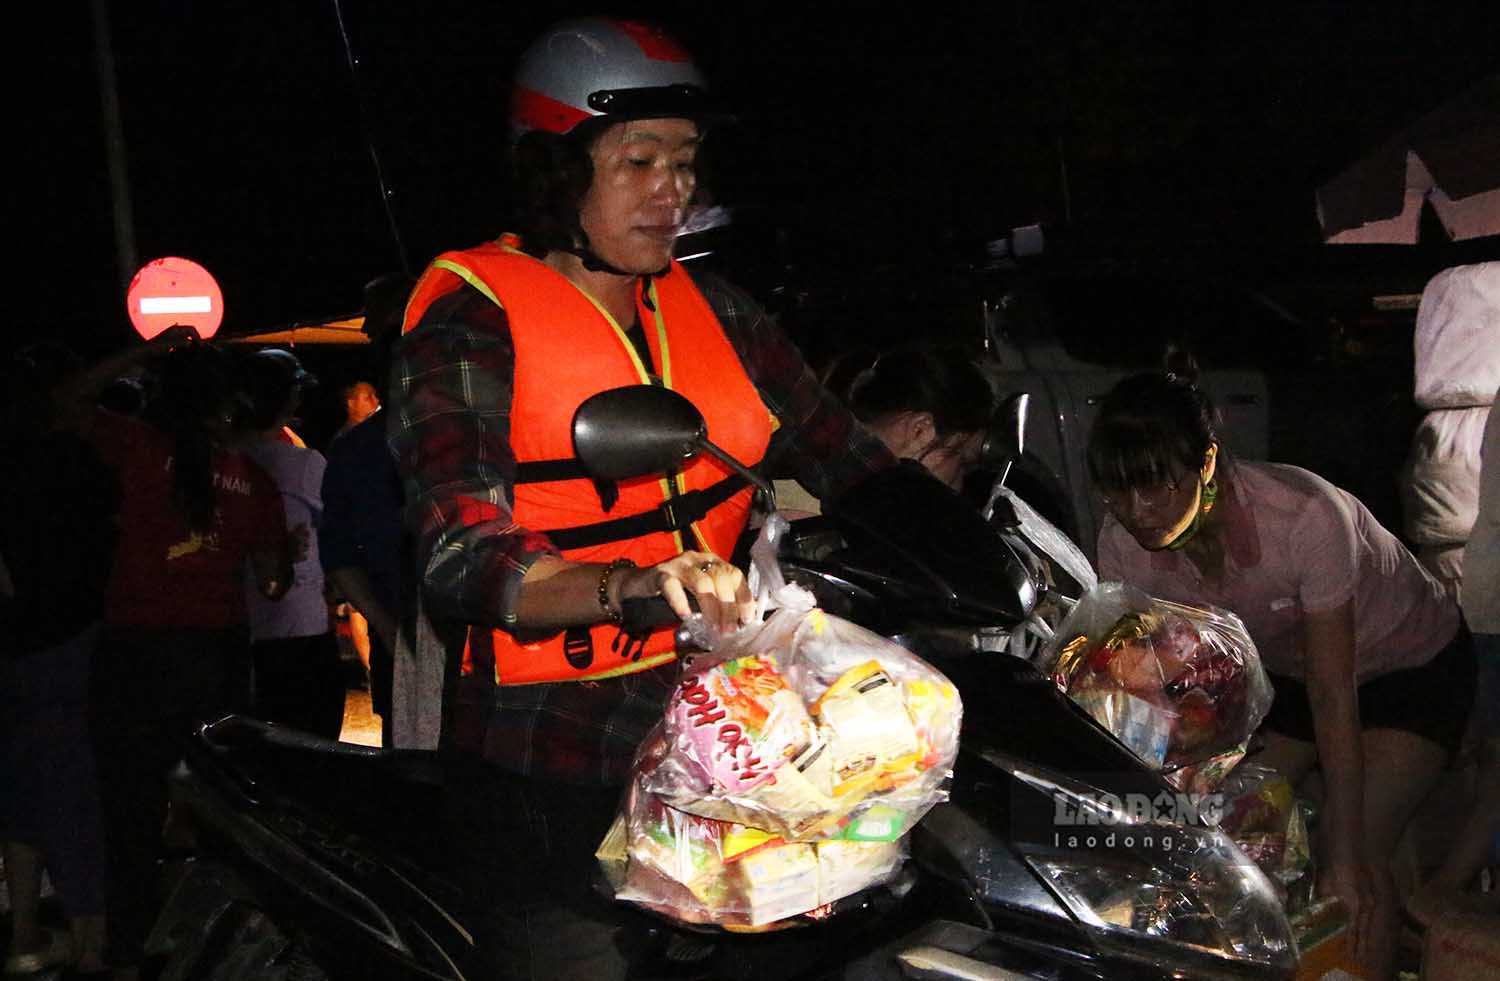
[596,779,908,929]
[1164,742,1249,796]
[598,515,962,928]
[1039,582,1273,778]
[641,605,961,841]
[1214,762,1314,906]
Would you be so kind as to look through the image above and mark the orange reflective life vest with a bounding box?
[402,236,772,684]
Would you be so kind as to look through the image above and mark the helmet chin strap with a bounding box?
[564,233,671,279]
[564,242,635,277]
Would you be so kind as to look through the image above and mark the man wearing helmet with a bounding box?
[389,18,891,974]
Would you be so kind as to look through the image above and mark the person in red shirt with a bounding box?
[60,326,295,976]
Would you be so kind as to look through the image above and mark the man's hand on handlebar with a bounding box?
[614,550,755,634]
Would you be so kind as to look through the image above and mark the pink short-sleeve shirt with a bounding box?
[1097,461,1458,683]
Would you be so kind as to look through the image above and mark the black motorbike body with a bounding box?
[150,465,1287,980]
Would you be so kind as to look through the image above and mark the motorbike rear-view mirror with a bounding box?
[981,392,1030,482]
[572,386,705,480]
[572,386,776,504]
[979,392,1031,525]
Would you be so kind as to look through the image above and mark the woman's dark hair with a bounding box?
[819,345,879,408]
[1086,349,1219,493]
[143,343,236,533]
[508,119,716,260]
[842,346,995,436]
[509,129,597,259]
[239,349,315,432]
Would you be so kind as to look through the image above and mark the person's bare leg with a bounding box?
[1250,729,1319,787]
[71,913,108,972]
[1356,727,1448,981]
[2,840,44,955]
[5,842,103,971]
[1430,738,1500,892]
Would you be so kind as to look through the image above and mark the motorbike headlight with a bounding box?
[1003,760,1299,978]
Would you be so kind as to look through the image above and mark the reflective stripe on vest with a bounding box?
[402,237,772,684]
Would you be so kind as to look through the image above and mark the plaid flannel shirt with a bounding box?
[390,263,893,785]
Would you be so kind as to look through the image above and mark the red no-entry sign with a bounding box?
[126,256,224,340]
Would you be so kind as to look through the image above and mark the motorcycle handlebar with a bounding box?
[619,593,699,633]
[621,595,677,632]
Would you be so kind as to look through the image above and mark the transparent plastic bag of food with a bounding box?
[1038,581,1273,777]
[596,779,908,929]
[640,601,962,842]
[598,514,960,927]
[1214,761,1315,903]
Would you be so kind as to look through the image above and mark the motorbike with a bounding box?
[145,385,1299,980]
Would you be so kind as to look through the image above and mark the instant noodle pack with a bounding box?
[597,600,962,929]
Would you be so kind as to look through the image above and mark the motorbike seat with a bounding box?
[188,716,525,899]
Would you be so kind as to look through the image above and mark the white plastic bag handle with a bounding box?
[997,486,1098,595]
[747,512,817,619]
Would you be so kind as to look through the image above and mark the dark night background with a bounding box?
[19,1,1497,349]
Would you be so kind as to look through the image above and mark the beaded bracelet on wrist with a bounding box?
[597,558,638,623]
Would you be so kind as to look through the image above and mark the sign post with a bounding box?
[126,256,224,340]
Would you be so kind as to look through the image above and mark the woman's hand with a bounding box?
[1302,602,1375,960]
[151,324,202,349]
[614,550,755,634]
[1318,858,1378,965]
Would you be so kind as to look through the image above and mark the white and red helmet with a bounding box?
[510,17,720,139]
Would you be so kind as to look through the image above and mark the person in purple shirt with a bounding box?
[1087,359,1474,981]
[239,348,344,739]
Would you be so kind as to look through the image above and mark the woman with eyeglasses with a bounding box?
[1086,357,1474,981]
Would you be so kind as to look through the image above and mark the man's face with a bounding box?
[578,118,700,275]
[872,412,986,491]
[913,430,986,491]
[344,383,379,426]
